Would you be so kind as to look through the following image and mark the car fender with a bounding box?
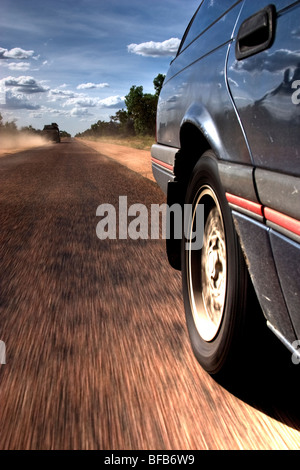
[181,103,222,156]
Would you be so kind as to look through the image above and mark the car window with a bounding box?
[179,0,240,54]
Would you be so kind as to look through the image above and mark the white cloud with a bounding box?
[0,90,40,110]
[48,88,76,101]
[50,108,70,116]
[62,95,125,110]
[98,95,125,108]
[29,111,44,119]
[77,82,109,90]
[3,62,31,72]
[127,38,180,57]
[0,47,35,60]
[70,107,94,117]
[64,97,98,107]
[1,76,49,94]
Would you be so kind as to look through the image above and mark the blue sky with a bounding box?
[0,0,200,135]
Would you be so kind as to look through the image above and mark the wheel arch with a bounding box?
[167,108,222,271]
[175,104,222,185]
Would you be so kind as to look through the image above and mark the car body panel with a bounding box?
[255,169,300,222]
[231,211,296,344]
[227,0,300,347]
[270,231,300,339]
[151,0,300,358]
[227,0,300,175]
[156,1,252,165]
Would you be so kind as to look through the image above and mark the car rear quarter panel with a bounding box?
[154,0,300,350]
[156,1,252,165]
[227,0,300,342]
[227,0,300,174]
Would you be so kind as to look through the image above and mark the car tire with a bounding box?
[181,150,256,378]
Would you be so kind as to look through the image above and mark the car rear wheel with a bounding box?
[181,150,254,377]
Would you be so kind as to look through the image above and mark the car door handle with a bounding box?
[235,4,276,60]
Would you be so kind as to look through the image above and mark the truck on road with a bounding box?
[43,123,60,143]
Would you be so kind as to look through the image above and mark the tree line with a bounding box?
[0,113,71,138]
[75,73,165,139]
[0,72,165,140]
[0,112,45,135]
[0,113,19,134]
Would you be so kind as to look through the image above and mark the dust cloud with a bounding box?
[0,132,49,157]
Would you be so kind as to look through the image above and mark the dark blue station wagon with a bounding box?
[151,0,300,377]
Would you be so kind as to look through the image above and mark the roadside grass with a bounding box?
[78,135,155,151]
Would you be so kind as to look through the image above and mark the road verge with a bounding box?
[77,138,155,182]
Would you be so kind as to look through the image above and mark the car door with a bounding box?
[227,0,300,340]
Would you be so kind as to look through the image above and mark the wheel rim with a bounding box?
[187,186,227,342]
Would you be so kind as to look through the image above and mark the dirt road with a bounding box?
[77,138,155,181]
[0,138,299,450]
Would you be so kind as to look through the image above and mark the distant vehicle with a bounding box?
[43,123,60,143]
[151,0,300,377]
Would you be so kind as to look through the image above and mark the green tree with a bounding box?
[111,109,135,136]
[4,119,17,133]
[0,113,18,134]
[76,73,165,138]
[60,130,71,138]
[21,125,38,134]
[153,73,165,97]
[125,85,157,135]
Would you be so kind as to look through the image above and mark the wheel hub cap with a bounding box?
[188,187,227,342]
